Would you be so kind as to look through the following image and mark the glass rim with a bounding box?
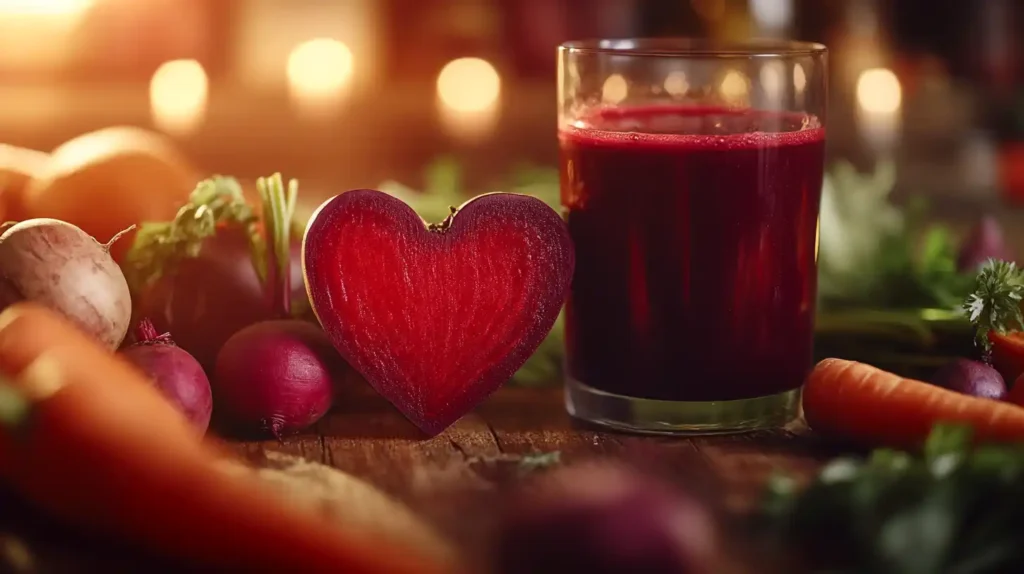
[559,38,827,58]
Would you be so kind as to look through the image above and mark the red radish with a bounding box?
[213,174,342,438]
[120,318,212,433]
[0,218,133,349]
[214,320,339,438]
[303,190,574,435]
[125,178,306,370]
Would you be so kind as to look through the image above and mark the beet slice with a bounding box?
[303,190,574,435]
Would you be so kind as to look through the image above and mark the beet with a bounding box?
[957,216,1014,273]
[0,218,132,349]
[133,228,305,370]
[213,319,339,437]
[931,358,1007,400]
[120,319,212,433]
[303,190,574,435]
[494,462,719,574]
[211,175,342,438]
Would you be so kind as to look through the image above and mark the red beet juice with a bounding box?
[560,106,825,402]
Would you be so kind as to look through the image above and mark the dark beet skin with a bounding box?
[931,358,1007,400]
[303,190,575,436]
[132,227,306,370]
[957,215,1014,272]
[213,320,342,438]
[495,463,718,574]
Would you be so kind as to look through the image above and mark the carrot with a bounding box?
[803,358,1024,449]
[0,303,449,574]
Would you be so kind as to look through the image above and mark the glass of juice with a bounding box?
[558,39,827,434]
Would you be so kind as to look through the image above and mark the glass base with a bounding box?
[565,377,801,436]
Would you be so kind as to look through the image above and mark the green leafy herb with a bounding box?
[123,176,261,291]
[964,259,1024,356]
[517,451,562,476]
[761,424,1024,573]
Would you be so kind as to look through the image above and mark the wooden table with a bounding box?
[0,386,841,573]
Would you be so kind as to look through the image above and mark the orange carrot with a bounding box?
[803,358,1024,449]
[0,303,448,574]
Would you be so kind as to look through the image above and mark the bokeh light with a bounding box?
[149,59,208,137]
[436,57,501,113]
[601,74,628,104]
[856,68,902,114]
[663,71,689,98]
[287,38,354,104]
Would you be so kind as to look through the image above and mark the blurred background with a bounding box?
[1,0,1022,209]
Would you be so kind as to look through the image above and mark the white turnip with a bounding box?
[0,218,132,349]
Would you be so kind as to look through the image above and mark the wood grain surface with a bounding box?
[0,386,842,573]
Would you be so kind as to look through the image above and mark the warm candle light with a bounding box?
[856,67,902,156]
[0,0,91,15]
[759,60,786,108]
[436,57,501,142]
[663,71,689,98]
[720,70,750,105]
[601,74,628,104]
[287,38,354,118]
[149,59,208,137]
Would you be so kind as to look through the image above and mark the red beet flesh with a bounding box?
[213,320,340,438]
[133,228,306,370]
[303,190,575,435]
[120,319,213,433]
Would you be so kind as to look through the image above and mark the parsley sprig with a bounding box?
[963,259,1024,357]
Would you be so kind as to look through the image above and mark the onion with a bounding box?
[0,218,132,349]
[120,318,212,433]
[494,462,720,574]
[214,320,339,438]
[931,358,1007,400]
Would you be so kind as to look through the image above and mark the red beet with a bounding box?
[120,318,213,433]
[133,229,305,370]
[494,462,719,574]
[213,320,339,438]
[957,215,1014,272]
[303,190,574,435]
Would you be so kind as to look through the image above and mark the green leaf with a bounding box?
[924,424,974,462]
[963,259,1024,355]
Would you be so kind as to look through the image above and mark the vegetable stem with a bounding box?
[256,174,297,320]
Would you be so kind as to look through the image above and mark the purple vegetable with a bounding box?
[213,320,340,438]
[494,462,719,574]
[957,215,1014,272]
[931,358,1007,400]
[120,318,213,433]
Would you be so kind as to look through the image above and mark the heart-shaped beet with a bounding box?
[303,189,574,435]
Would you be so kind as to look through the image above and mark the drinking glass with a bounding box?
[558,39,828,434]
